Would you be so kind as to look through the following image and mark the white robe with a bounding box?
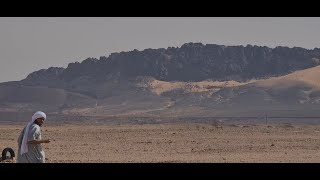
[20,111,46,156]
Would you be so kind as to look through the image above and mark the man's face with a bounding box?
[35,117,45,126]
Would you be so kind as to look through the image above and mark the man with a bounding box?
[17,111,50,163]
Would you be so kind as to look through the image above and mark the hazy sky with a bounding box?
[1,17,320,83]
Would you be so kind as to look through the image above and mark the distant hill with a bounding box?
[1,42,320,123]
[22,43,320,84]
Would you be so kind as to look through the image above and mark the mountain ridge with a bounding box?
[1,42,320,123]
[21,42,320,85]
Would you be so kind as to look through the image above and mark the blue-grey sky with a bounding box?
[1,17,320,83]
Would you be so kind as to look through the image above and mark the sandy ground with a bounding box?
[0,122,320,163]
[147,79,256,95]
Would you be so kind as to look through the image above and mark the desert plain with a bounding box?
[1,121,319,163]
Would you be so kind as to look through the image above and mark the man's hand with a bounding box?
[42,139,50,143]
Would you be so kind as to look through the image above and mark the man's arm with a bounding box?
[28,139,50,144]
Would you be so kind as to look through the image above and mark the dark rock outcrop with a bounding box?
[21,43,320,87]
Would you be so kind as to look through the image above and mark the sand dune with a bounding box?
[147,79,256,95]
[147,65,320,96]
[254,65,320,89]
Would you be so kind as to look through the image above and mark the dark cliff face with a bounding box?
[21,43,320,85]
